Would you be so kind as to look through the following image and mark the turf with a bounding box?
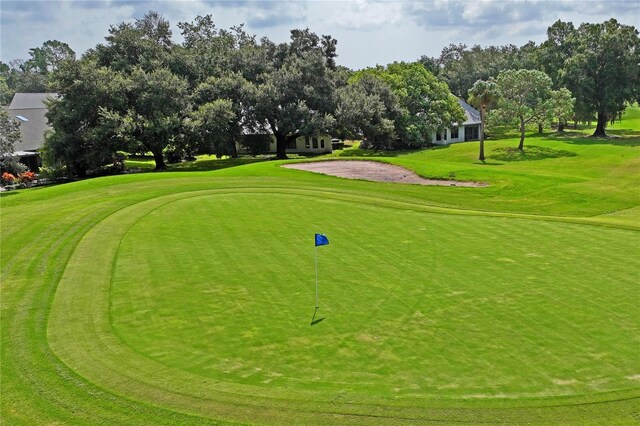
[2,108,640,425]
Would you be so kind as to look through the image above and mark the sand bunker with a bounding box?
[282,160,487,187]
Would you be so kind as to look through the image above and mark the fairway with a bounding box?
[3,112,640,424]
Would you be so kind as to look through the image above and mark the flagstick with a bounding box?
[315,245,319,309]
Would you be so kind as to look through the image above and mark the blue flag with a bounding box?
[315,233,329,247]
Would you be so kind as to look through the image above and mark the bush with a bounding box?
[18,171,36,186]
[38,165,68,181]
[163,145,185,164]
[1,172,17,185]
[1,158,28,176]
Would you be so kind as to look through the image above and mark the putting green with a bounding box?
[48,188,640,424]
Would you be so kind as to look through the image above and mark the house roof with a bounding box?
[8,93,58,110]
[458,98,482,126]
[7,93,58,151]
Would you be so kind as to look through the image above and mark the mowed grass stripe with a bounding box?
[43,188,636,424]
[1,191,230,426]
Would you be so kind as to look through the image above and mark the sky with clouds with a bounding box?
[1,0,638,70]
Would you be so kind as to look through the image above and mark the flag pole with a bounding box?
[315,244,319,309]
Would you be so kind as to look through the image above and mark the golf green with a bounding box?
[47,189,639,422]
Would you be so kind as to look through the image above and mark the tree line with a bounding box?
[424,19,639,139]
[1,13,638,177]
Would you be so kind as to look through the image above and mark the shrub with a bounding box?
[2,172,16,185]
[163,145,184,164]
[38,165,68,181]
[1,158,28,176]
[17,170,36,187]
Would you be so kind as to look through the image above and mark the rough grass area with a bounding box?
[2,107,639,425]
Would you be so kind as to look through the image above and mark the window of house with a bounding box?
[436,133,442,141]
[451,126,459,139]
[287,139,297,150]
[320,139,325,148]
[305,136,310,148]
[312,137,318,149]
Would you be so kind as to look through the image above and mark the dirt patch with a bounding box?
[282,160,487,187]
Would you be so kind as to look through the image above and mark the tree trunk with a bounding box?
[593,111,607,137]
[538,123,543,134]
[229,140,239,158]
[275,133,288,159]
[518,118,525,151]
[153,149,166,170]
[478,108,485,161]
[557,121,565,133]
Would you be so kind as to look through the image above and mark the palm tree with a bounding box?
[468,80,499,161]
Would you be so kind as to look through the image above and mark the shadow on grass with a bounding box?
[335,149,403,158]
[169,157,269,172]
[334,144,449,158]
[564,135,640,147]
[0,190,20,198]
[310,308,325,326]
[126,156,270,173]
[489,145,578,162]
[544,131,640,147]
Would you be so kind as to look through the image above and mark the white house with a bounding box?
[432,98,482,145]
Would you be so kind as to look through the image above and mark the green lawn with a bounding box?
[2,108,639,425]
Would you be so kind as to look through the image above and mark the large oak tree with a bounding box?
[253,29,338,159]
[560,19,640,137]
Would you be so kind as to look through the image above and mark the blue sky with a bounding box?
[1,0,638,69]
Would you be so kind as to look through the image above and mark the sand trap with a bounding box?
[282,160,487,187]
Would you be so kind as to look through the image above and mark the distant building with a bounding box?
[239,131,333,155]
[432,98,482,145]
[268,134,332,154]
[7,93,58,151]
[6,93,58,170]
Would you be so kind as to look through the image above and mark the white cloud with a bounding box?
[1,0,637,69]
[327,0,404,30]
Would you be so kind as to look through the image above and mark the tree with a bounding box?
[45,60,130,177]
[92,11,173,73]
[539,20,576,87]
[0,68,12,105]
[491,69,555,150]
[468,80,499,161]
[1,41,75,96]
[26,40,75,74]
[437,43,540,98]
[86,11,192,169]
[354,62,465,149]
[105,67,189,169]
[4,59,49,93]
[538,21,577,131]
[560,19,640,137]
[417,55,441,77]
[187,99,237,158]
[253,29,337,159]
[534,87,574,134]
[549,88,575,132]
[336,74,400,148]
[189,72,254,157]
[0,109,24,174]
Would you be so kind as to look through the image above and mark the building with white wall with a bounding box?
[432,98,482,145]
